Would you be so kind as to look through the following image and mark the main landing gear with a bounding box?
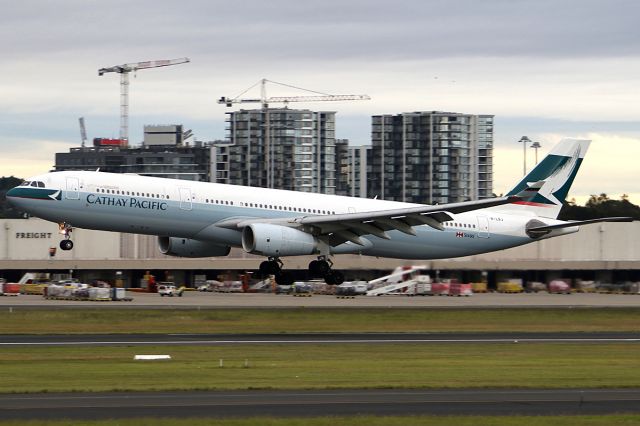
[259,257,294,286]
[309,256,344,285]
[58,222,74,251]
[259,256,344,286]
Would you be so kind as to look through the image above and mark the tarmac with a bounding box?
[1,388,639,420]
[1,291,638,420]
[1,331,639,346]
[1,291,639,308]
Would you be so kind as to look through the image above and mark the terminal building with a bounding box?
[0,217,637,287]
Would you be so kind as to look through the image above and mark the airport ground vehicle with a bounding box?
[158,284,183,297]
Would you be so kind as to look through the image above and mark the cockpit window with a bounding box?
[21,181,31,186]
[30,182,38,187]
[37,181,45,188]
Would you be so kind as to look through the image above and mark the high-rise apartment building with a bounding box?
[335,140,371,198]
[222,108,338,193]
[368,111,493,204]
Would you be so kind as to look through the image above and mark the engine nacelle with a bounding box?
[242,223,317,257]
[158,236,231,258]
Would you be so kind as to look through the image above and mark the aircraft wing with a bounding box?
[218,195,523,247]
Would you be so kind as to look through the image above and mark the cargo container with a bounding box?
[575,280,597,293]
[431,282,450,296]
[3,283,20,295]
[526,281,547,293]
[471,282,487,293]
[450,283,473,296]
[548,280,572,294]
[497,280,523,293]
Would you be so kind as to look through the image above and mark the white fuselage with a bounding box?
[7,171,576,260]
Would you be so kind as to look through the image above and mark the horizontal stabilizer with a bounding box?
[528,217,633,233]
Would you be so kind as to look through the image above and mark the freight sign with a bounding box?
[15,232,53,239]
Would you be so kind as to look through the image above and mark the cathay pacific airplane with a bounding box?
[6,138,631,285]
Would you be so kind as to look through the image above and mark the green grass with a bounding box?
[0,307,638,334]
[1,342,639,393]
[1,415,640,426]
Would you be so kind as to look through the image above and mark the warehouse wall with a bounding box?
[0,219,120,260]
[0,218,638,266]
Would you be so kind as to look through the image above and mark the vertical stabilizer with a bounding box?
[503,138,591,218]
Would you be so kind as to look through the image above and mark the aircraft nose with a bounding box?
[6,187,20,199]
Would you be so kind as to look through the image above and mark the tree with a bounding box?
[559,194,640,221]
[0,176,24,219]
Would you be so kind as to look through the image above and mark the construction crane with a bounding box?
[98,57,190,142]
[219,79,370,189]
[218,78,370,108]
[78,117,87,148]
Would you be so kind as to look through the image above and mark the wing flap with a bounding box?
[219,195,522,247]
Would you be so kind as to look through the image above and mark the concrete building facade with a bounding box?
[368,111,494,204]
[222,108,338,193]
[54,125,215,182]
[0,218,638,286]
[336,143,371,198]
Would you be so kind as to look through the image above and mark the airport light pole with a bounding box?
[518,136,531,176]
[530,140,542,165]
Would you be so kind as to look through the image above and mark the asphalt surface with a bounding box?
[1,295,637,420]
[1,388,639,420]
[2,291,640,308]
[1,332,640,346]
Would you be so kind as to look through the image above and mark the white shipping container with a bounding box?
[95,288,111,299]
[112,288,127,300]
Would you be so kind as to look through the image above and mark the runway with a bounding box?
[1,388,639,420]
[1,331,639,346]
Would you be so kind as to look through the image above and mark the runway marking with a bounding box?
[1,338,639,346]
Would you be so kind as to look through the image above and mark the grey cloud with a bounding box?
[3,0,639,64]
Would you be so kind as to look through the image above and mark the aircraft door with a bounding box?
[179,187,192,211]
[65,177,80,200]
[477,215,490,238]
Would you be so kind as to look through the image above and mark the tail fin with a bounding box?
[503,138,591,219]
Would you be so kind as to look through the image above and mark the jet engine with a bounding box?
[242,223,317,257]
[158,236,231,258]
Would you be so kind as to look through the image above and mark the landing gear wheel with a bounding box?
[324,270,344,285]
[308,260,330,277]
[275,271,294,286]
[259,259,281,277]
[59,239,74,251]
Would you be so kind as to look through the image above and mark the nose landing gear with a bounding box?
[58,223,74,251]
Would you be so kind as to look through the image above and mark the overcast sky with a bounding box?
[1,0,639,203]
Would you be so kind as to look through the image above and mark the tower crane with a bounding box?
[218,79,370,189]
[98,57,190,143]
[218,78,370,108]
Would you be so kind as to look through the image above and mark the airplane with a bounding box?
[6,138,632,286]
